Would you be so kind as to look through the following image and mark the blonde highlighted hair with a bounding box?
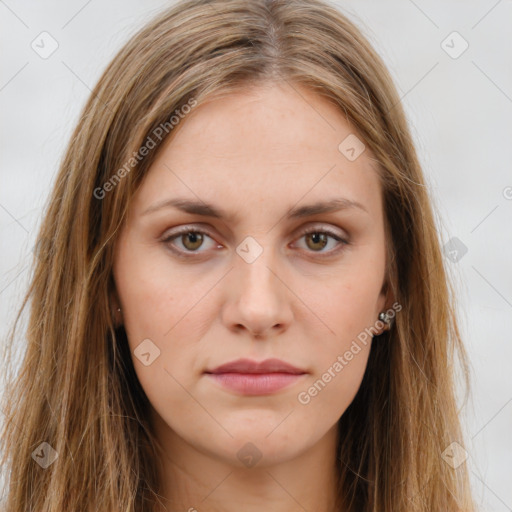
[1,0,476,510]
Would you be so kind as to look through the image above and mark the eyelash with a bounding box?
[161,225,350,259]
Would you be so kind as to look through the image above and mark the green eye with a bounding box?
[162,226,349,259]
[179,231,205,251]
[304,232,329,251]
[295,229,348,255]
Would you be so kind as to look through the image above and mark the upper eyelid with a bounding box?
[161,222,348,241]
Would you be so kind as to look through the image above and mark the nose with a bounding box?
[222,243,293,339]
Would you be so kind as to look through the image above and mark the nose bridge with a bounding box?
[229,233,291,334]
[223,229,293,339]
[235,234,281,298]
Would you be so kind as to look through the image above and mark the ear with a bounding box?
[377,279,392,312]
[109,277,123,327]
[374,280,396,336]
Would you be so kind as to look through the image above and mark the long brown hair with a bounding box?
[0,0,476,510]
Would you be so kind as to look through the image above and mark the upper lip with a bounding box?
[205,358,307,375]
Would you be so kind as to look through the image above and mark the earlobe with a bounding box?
[376,284,397,336]
[377,310,394,332]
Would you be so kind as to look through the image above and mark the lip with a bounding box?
[206,358,306,375]
[204,358,308,396]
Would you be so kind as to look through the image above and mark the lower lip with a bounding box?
[205,372,305,395]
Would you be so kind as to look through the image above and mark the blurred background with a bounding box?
[1,1,511,510]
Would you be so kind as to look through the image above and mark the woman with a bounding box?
[0,0,477,510]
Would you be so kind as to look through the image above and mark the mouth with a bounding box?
[204,358,308,396]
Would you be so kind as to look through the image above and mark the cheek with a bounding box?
[113,238,218,392]
[295,309,372,424]
[296,346,371,432]
[305,266,383,346]
[114,239,200,348]
[295,259,381,407]
[113,248,210,425]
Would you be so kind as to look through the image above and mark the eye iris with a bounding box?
[305,232,328,251]
[182,232,203,250]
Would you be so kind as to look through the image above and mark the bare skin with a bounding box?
[112,81,392,512]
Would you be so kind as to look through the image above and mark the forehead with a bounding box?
[132,82,382,223]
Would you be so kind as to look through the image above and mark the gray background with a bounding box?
[1,1,511,510]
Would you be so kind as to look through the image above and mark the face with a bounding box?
[112,81,389,470]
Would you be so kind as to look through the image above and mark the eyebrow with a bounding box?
[141,197,369,220]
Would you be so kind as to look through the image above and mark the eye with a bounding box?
[161,227,219,257]
[161,225,349,258]
[293,227,349,256]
